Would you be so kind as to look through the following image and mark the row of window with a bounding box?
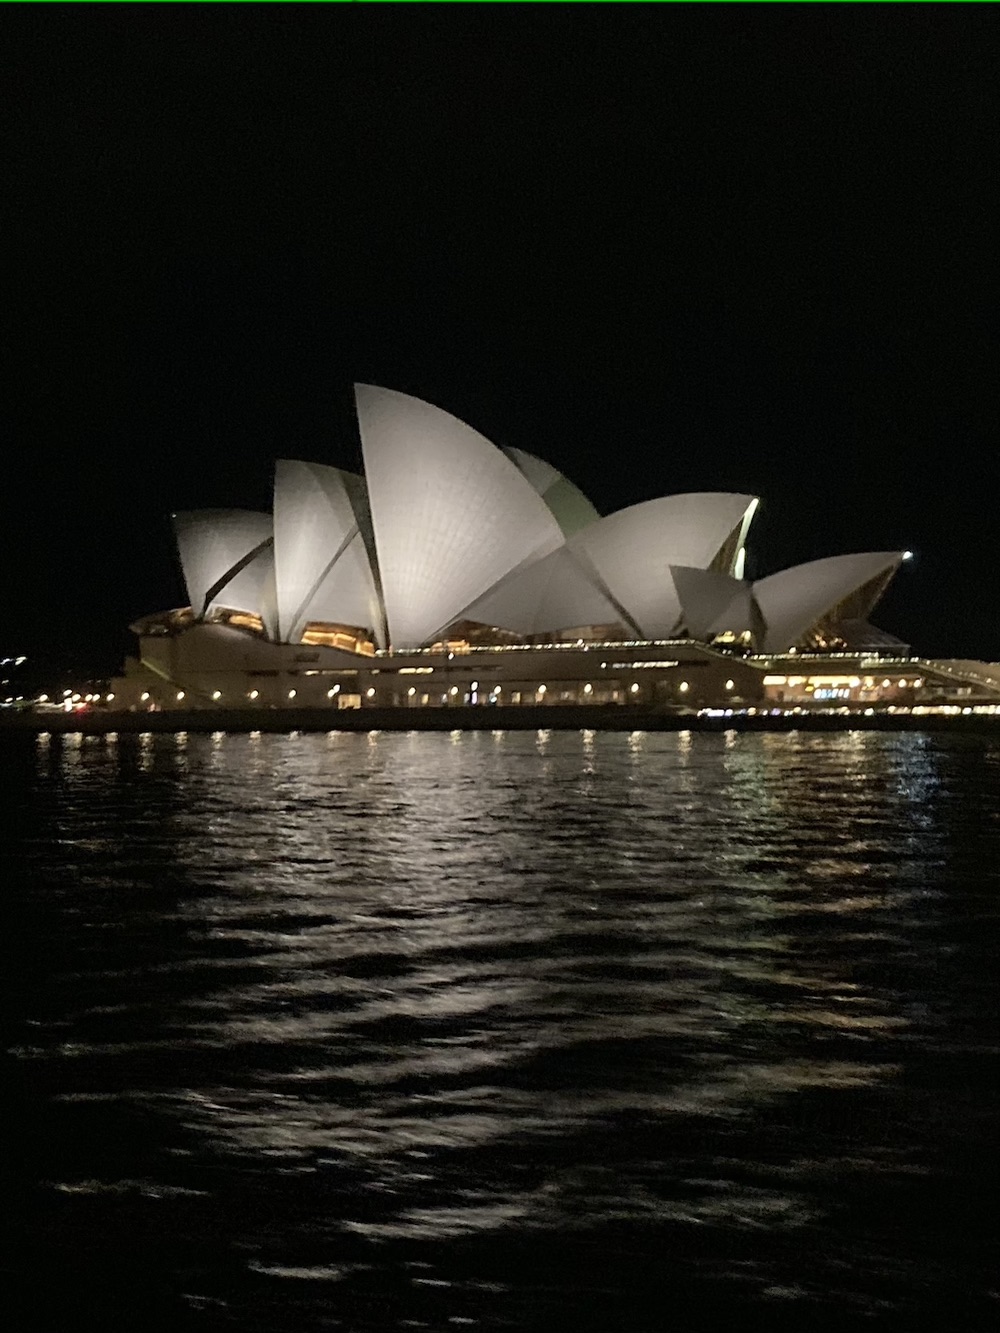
[145,680,712,705]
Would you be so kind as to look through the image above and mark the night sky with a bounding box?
[5,7,998,680]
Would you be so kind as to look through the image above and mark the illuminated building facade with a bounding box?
[99,385,1000,716]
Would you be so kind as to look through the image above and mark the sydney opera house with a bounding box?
[105,385,999,716]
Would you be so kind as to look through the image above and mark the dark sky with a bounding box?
[5,6,998,677]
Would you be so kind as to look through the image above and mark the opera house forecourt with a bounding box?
[79,384,999,727]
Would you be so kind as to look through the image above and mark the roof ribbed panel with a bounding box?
[355,385,564,648]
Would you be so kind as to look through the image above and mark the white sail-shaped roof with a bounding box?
[754,552,905,652]
[569,493,758,639]
[172,510,275,631]
[463,546,624,636]
[355,384,564,648]
[670,566,757,641]
[504,447,600,538]
[272,460,384,645]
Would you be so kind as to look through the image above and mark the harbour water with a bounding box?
[5,729,999,1329]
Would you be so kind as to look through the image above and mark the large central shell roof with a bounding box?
[355,384,565,649]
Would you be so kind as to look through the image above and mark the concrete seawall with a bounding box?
[3,706,1000,735]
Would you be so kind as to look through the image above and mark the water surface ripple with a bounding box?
[5,730,1000,1329]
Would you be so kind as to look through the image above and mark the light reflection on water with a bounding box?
[6,730,1000,1330]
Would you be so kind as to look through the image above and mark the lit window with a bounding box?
[288,689,296,699]
[678,681,689,693]
[249,689,259,700]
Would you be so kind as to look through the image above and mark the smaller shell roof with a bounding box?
[172,509,274,633]
[670,566,757,641]
[272,460,384,645]
[570,492,759,639]
[754,551,905,652]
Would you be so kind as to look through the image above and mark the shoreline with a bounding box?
[4,705,1000,735]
